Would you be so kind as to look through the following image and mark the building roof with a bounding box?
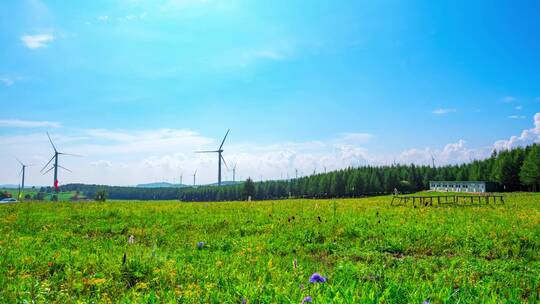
[429,181,487,184]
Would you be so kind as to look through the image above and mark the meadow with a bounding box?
[0,193,539,303]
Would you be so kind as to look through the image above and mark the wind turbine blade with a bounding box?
[219,129,230,150]
[19,168,23,177]
[195,150,219,153]
[42,166,54,175]
[46,132,57,152]
[221,155,229,170]
[58,152,83,157]
[16,158,24,166]
[41,155,55,172]
[57,165,72,172]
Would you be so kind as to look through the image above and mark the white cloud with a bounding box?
[432,108,456,115]
[515,105,523,110]
[390,139,487,166]
[0,119,61,128]
[1,114,540,186]
[97,15,109,22]
[508,115,526,119]
[494,113,540,150]
[20,34,54,49]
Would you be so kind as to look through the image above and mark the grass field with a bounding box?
[1,193,539,303]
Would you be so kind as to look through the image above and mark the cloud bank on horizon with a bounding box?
[0,113,538,186]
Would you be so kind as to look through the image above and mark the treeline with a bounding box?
[60,184,182,200]
[59,144,540,201]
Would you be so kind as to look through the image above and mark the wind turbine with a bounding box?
[430,153,436,168]
[41,132,80,193]
[180,172,183,186]
[195,129,230,186]
[192,170,197,186]
[231,163,237,182]
[16,158,33,199]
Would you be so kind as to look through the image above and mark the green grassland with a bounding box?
[0,193,539,303]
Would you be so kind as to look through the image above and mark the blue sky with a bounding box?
[1,0,539,186]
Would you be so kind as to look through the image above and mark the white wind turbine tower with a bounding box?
[231,163,237,182]
[16,158,33,199]
[41,132,81,193]
[195,129,230,186]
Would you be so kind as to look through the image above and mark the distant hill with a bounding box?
[136,181,242,188]
[136,182,188,188]
[0,185,43,189]
[0,184,20,189]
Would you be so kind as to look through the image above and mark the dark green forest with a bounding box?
[57,144,540,201]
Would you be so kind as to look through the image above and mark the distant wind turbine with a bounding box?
[41,133,81,193]
[16,158,33,199]
[232,163,237,182]
[195,129,230,186]
[430,153,436,168]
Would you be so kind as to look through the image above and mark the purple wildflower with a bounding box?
[197,242,205,249]
[301,296,312,303]
[241,298,247,304]
[309,272,327,283]
[423,301,430,304]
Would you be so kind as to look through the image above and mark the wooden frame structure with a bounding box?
[391,194,504,207]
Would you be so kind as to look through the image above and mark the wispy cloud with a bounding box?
[432,108,456,115]
[0,77,14,86]
[251,50,285,60]
[502,96,516,103]
[508,115,526,119]
[212,46,292,70]
[118,12,147,22]
[89,160,112,167]
[20,34,54,49]
[0,119,61,128]
[515,105,523,110]
[97,15,109,22]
